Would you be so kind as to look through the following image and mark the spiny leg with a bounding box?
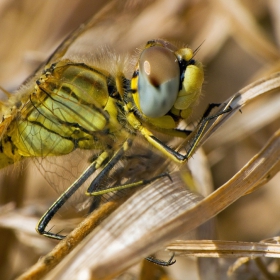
[36,151,110,240]
[87,172,171,196]
[86,141,172,197]
[184,103,232,158]
[86,139,132,196]
[141,103,232,163]
[146,253,176,266]
[37,139,133,239]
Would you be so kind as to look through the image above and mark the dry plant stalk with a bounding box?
[16,198,127,280]
[0,0,280,279]
[167,239,280,258]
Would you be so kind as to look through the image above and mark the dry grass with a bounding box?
[0,0,280,279]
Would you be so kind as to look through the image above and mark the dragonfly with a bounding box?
[0,2,230,248]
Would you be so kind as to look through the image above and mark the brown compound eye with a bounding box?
[137,46,180,118]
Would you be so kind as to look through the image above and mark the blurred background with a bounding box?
[0,0,280,279]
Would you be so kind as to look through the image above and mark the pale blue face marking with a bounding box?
[137,46,180,118]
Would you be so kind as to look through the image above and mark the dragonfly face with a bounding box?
[132,39,203,121]
[0,37,205,239]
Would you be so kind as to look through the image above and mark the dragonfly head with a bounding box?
[131,40,204,124]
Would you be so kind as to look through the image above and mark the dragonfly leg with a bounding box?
[184,103,232,158]
[86,138,172,196]
[146,253,176,266]
[140,103,232,163]
[86,172,171,196]
[37,140,133,239]
[36,151,110,240]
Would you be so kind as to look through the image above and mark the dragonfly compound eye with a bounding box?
[138,46,180,118]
